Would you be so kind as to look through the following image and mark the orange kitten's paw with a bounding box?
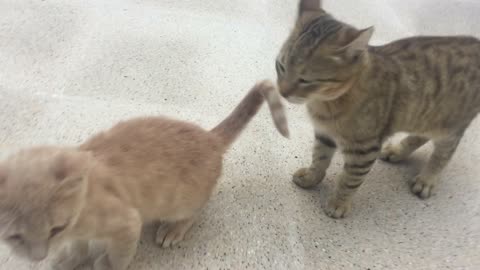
[324,197,351,219]
[155,219,194,248]
[410,175,434,199]
[52,261,75,270]
[380,143,407,163]
[156,224,187,248]
[52,254,84,270]
[292,168,324,188]
[93,255,113,270]
[52,243,90,270]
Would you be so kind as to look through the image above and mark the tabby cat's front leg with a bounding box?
[325,141,380,218]
[293,134,336,188]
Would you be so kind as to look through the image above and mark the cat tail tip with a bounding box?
[257,80,290,139]
[210,80,289,148]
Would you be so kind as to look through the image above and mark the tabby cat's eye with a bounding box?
[50,224,68,238]
[275,60,285,75]
[298,78,342,85]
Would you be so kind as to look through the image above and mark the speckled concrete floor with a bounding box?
[0,0,479,269]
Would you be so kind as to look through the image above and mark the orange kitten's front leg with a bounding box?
[325,141,380,218]
[52,240,89,270]
[93,210,142,270]
[155,217,196,248]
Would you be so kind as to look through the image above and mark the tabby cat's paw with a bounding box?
[324,197,351,219]
[380,143,407,163]
[292,168,324,189]
[410,175,434,199]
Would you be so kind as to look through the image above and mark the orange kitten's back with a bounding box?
[79,80,289,222]
[80,116,224,222]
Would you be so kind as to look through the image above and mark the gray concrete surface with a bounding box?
[0,0,479,269]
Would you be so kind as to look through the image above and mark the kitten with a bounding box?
[276,0,480,218]
[0,80,289,270]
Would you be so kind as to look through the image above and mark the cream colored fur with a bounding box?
[0,80,288,270]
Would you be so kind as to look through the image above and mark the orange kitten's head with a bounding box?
[276,0,374,103]
[0,147,91,261]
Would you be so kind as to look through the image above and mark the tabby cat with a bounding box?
[0,80,288,270]
[276,0,480,218]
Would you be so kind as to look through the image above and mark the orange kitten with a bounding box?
[0,80,288,270]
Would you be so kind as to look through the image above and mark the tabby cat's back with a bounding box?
[370,36,480,134]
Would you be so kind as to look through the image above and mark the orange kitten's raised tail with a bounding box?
[211,80,289,147]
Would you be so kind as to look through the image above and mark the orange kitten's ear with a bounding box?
[0,164,8,200]
[0,164,6,186]
[299,0,322,15]
[340,27,374,55]
[52,151,92,196]
[53,151,92,181]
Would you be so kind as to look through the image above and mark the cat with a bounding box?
[275,0,480,218]
[0,80,289,270]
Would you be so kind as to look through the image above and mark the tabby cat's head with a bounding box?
[0,147,91,261]
[276,0,374,103]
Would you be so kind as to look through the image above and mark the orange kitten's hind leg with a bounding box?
[155,218,196,248]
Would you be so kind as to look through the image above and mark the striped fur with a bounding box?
[278,0,480,218]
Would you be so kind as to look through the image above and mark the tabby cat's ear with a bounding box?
[340,27,374,55]
[299,0,322,15]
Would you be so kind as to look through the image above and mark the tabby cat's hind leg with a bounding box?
[411,135,461,199]
[380,135,429,163]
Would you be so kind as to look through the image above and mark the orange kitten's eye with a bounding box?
[50,224,68,238]
[7,234,23,243]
